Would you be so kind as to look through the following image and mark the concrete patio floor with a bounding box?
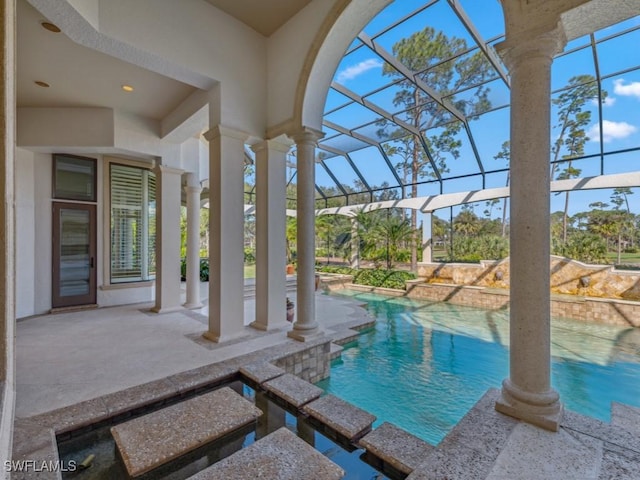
[15,279,369,417]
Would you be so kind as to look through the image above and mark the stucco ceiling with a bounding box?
[16,0,197,121]
[203,0,312,36]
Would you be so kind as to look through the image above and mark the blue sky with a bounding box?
[309,1,640,219]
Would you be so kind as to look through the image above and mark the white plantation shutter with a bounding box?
[110,164,156,282]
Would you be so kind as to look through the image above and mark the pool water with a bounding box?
[317,290,640,445]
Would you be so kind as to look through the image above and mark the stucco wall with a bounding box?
[15,148,35,319]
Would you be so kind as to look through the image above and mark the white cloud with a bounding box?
[590,96,616,107]
[587,120,638,143]
[336,59,383,83]
[613,78,640,98]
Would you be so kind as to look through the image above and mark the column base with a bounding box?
[150,305,184,314]
[250,320,291,332]
[287,327,323,342]
[183,302,204,310]
[202,329,248,344]
[495,378,563,431]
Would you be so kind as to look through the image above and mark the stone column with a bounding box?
[251,138,291,331]
[183,173,203,309]
[494,28,566,431]
[203,126,248,343]
[350,217,359,269]
[421,211,432,263]
[152,165,184,313]
[288,128,324,341]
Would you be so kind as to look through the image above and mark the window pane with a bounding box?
[110,164,155,283]
[54,155,96,201]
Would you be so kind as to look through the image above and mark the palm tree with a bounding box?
[373,213,414,269]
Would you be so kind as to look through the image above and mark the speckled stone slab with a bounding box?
[239,362,285,385]
[303,394,376,441]
[611,402,640,436]
[263,373,322,408]
[111,387,262,477]
[188,427,344,480]
[360,422,433,474]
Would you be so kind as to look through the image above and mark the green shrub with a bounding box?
[449,235,508,263]
[553,232,608,264]
[244,247,256,263]
[180,257,210,281]
[199,258,209,281]
[315,265,354,275]
[353,268,416,290]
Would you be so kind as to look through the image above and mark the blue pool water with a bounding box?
[317,291,640,445]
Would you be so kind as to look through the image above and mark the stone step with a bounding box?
[111,387,262,478]
[611,402,640,436]
[187,427,344,480]
[303,394,376,443]
[359,422,434,475]
[263,373,323,408]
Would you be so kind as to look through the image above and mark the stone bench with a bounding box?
[111,387,262,477]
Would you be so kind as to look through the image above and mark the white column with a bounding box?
[251,138,291,331]
[183,173,203,309]
[288,128,324,342]
[203,125,248,343]
[421,212,432,263]
[350,218,359,269]
[494,28,566,431]
[152,165,184,313]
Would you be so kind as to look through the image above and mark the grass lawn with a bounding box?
[606,251,640,264]
[244,263,256,279]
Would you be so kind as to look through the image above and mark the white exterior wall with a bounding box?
[32,152,52,315]
[15,148,35,319]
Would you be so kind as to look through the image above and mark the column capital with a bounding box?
[496,25,566,71]
[154,164,184,176]
[184,185,202,195]
[288,127,325,146]
[250,137,294,154]
[203,125,250,142]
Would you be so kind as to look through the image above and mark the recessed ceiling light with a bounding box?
[35,81,50,88]
[122,85,134,92]
[41,22,61,33]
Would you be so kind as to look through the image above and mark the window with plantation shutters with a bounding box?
[110,164,156,283]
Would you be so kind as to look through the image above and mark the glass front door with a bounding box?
[52,203,97,308]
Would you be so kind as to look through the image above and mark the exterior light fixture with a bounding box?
[41,22,61,33]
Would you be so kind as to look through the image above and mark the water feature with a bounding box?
[318,290,640,445]
[58,382,394,480]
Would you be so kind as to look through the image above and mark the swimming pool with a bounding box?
[317,290,640,445]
